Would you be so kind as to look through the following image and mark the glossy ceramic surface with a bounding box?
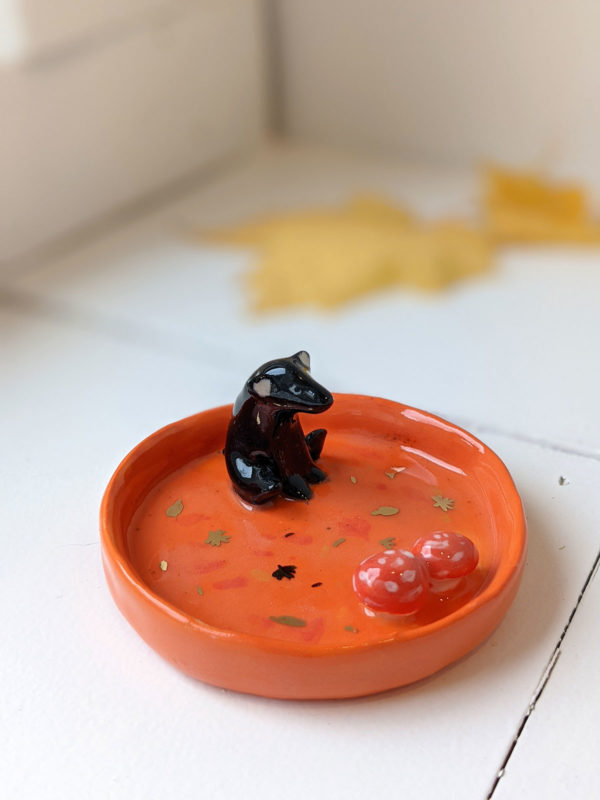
[225,350,333,504]
[100,394,526,699]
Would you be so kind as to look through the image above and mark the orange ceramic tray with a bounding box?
[100,394,526,699]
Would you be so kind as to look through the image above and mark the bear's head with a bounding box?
[245,351,333,414]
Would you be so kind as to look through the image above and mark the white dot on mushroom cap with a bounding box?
[414,585,424,594]
[384,550,395,555]
[402,570,416,583]
[384,581,399,593]
[437,570,450,578]
[378,557,387,565]
[426,539,447,550]
[394,557,406,567]
[452,551,464,561]
[359,568,381,587]
[433,533,444,540]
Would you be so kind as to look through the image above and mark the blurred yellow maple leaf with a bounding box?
[202,196,491,310]
[484,166,600,244]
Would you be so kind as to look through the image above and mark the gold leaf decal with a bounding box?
[371,506,399,516]
[269,615,307,627]
[166,499,183,517]
[332,538,346,548]
[432,495,454,512]
[205,529,231,546]
[379,537,397,548]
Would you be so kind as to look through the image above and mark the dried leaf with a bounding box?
[269,615,307,628]
[201,195,491,311]
[205,529,231,547]
[371,506,399,516]
[484,165,600,244]
[165,499,183,518]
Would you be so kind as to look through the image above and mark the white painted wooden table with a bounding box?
[2,144,598,799]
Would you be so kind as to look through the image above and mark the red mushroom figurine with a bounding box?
[412,531,479,593]
[352,549,429,616]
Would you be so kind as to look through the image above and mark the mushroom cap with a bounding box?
[352,549,429,615]
[412,532,479,580]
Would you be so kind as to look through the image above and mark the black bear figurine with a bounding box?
[225,351,334,504]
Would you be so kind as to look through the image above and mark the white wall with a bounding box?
[1,0,267,263]
[5,0,599,265]
[276,0,600,182]
[1,0,175,63]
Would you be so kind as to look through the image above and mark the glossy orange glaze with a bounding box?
[129,437,496,645]
[101,395,526,698]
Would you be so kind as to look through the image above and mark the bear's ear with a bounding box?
[294,351,311,371]
[252,377,272,398]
